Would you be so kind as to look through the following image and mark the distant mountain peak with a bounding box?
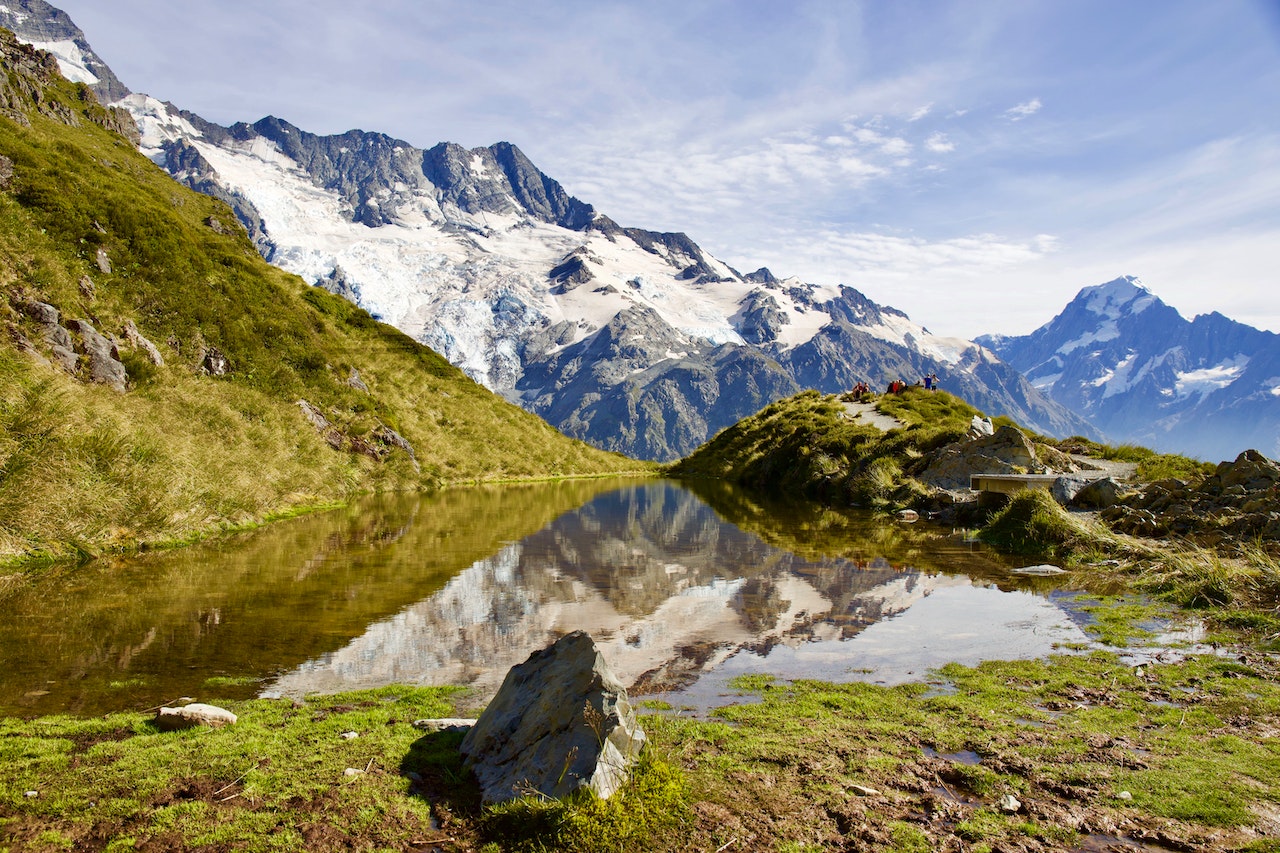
[1075,275,1157,319]
[984,277,1280,460]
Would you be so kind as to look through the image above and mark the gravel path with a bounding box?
[840,401,907,432]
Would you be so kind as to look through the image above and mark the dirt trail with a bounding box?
[840,401,907,432]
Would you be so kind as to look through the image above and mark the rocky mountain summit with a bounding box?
[2,2,1096,460]
[979,276,1280,462]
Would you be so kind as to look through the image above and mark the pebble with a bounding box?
[343,768,364,777]
[24,791,38,799]
[340,731,359,740]
[998,794,1022,814]
[1118,790,1133,801]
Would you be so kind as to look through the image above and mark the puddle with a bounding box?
[922,746,982,765]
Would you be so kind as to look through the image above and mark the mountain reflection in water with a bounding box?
[0,480,1092,717]
[262,481,1090,711]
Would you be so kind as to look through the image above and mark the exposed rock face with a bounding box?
[1103,450,1280,544]
[122,319,164,366]
[460,631,646,803]
[199,346,230,376]
[0,0,131,105]
[65,318,126,392]
[372,425,415,460]
[919,426,1049,491]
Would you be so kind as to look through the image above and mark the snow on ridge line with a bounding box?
[1081,276,1156,318]
[19,37,98,86]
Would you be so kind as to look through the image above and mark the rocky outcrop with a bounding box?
[460,631,646,803]
[1102,450,1280,544]
[65,318,126,392]
[918,426,1075,491]
[122,319,164,366]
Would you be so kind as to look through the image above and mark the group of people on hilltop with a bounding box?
[879,373,941,395]
[850,374,942,396]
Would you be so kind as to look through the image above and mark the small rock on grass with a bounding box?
[154,703,237,731]
[999,794,1022,814]
[412,718,477,733]
[340,731,359,740]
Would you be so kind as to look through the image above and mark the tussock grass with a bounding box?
[978,490,1118,561]
[1053,437,1215,483]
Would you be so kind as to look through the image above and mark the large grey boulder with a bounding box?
[460,631,646,804]
[1073,477,1124,509]
[919,425,1040,491]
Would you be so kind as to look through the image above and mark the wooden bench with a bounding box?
[970,473,1060,508]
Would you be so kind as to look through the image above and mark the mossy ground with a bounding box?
[4,646,1278,852]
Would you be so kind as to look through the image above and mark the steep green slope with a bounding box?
[0,33,644,563]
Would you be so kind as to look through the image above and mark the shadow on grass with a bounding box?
[400,728,484,826]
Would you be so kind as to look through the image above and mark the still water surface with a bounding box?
[1,479,1103,717]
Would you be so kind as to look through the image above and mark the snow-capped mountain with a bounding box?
[4,1,1096,460]
[978,276,1280,461]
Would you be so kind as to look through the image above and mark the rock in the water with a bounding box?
[66,318,127,392]
[1012,564,1066,576]
[154,703,238,731]
[460,631,646,803]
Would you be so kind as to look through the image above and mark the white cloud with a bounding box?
[1004,97,1042,120]
[925,132,955,153]
[908,103,932,122]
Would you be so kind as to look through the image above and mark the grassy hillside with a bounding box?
[0,33,645,564]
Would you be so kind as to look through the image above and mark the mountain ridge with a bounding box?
[977,276,1280,460]
[2,2,1099,460]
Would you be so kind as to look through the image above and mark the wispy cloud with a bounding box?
[908,103,933,122]
[925,132,955,153]
[1004,98,1042,121]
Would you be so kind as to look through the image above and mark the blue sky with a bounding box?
[56,0,1280,338]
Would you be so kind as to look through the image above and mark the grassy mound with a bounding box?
[977,489,1114,560]
[670,387,979,510]
[0,35,644,564]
